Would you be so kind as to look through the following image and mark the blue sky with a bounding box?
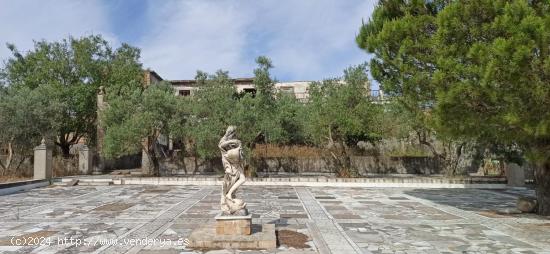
[0,0,376,83]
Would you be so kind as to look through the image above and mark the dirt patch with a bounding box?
[277,230,310,249]
[93,203,135,212]
[0,230,57,245]
[53,156,80,177]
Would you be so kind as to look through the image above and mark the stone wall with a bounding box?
[160,155,440,176]
[160,156,222,175]
[101,153,141,171]
[254,156,440,176]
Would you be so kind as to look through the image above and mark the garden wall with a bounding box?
[254,155,440,175]
[159,155,441,176]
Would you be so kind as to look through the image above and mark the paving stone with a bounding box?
[0,185,548,253]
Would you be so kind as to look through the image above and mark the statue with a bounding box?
[219,126,248,215]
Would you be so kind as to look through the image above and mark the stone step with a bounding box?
[130,171,144,176]
[78,181,113,186]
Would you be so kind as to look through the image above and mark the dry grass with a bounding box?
[253,144,325,158]
[277,230,310,249]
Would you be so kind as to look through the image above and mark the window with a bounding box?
[243,88,256,97]
[279,86,295,97]
[279,86,294,94]
[179,90,191,96]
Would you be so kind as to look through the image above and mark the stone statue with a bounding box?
[219,126,248,215]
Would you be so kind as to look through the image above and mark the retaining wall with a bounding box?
[160,155,442,176]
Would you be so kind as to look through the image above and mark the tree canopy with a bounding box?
[0,85,64,174]
[304,64,382,176]
[102,81,179,175]
[358,0,550,215]
[0,35,144,156]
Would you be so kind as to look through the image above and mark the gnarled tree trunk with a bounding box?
[534,158,550,215]
[56,133,81,158]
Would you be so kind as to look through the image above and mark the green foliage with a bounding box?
[359,0,550,212]
[102,82,178,174]
[0,85,65,172]
[432,0,550,148]
[173,70,238,159]
[178,56,307,161]
[379,100,417,139]
[305,64,381,146]
[177,59,379,176]
[253,56,276,105]
[357,0,482,175]
[356,0,452,173]
[304,64,382,176]
[0,35,143,155]
[359,0,550,151]
[274,93,308,144]
[250,56,285,144]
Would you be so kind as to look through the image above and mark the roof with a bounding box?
[146,69,314,86]
[146,70,163,81]
[169,77,255,86]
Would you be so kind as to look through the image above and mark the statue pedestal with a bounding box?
[187,213,276,250]
[215,213,252,235]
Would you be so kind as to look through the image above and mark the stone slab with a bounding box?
[215,213,252,220]
[78,181,113,186]
[1,185,548,253]
[188,223,276,250]
[63,176,509,189]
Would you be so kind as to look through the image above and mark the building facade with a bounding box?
[144,70,383,102]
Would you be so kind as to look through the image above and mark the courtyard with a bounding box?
[0,185,548,254]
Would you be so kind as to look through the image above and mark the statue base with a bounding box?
[187,213,276,250]
[215,213,252,235]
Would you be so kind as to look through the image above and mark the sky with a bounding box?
[0,0,377,83]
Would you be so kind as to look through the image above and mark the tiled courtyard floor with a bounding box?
[0,185,549,254]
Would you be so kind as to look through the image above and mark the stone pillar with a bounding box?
[507,163,525,187]
[33,139,52,180]
[141,148,150,175]
[78,145,92,175]
[96,86,106,173]
[168,135,174,151]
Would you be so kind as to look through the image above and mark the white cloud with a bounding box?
[0,0,376,82]
[139,0,253,80]
[139,0,376,81]
[0,0,115,64]
[254,0,376,81]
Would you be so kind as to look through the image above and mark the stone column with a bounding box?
[141,146,152,175]
[507,163,525,187]
[96,86,106,173]
[33,139,52,180]
[78,145,92,175]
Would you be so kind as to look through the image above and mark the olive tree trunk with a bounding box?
[534,158,550,215]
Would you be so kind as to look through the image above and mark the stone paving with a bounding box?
[0,185,549,254]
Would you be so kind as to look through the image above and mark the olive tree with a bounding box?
[102,82,178,176]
